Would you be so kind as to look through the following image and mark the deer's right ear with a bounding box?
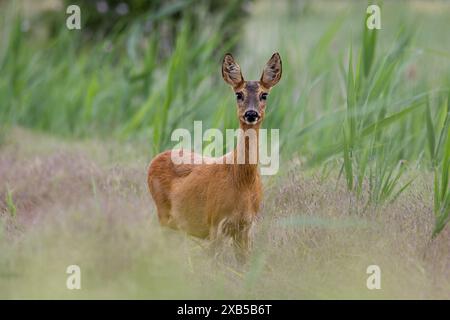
[222,53,244,89]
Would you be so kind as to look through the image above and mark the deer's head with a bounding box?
[222,53,282,127]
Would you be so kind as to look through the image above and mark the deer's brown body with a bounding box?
[148,53,282,258]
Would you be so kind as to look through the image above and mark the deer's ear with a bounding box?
[222,53,244,88]
[260,52,282,88]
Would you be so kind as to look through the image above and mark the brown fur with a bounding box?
[147,53,282,260]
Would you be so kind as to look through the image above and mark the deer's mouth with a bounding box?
[242,118,260,125]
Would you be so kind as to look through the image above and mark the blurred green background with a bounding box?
[0,1,448,157]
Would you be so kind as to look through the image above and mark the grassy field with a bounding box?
[1,0,450,299]
[1,128,449,299]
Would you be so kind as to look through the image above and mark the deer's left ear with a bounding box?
[260,52,282,88]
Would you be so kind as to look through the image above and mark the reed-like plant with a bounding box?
[426,92,450,236]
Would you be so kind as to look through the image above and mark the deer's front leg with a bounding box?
[233,219,254,264]
[208,218,229,258]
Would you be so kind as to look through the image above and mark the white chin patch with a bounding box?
[244,119,259,125]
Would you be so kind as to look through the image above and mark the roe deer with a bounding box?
[147,53,282,261]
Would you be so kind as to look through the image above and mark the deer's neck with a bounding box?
[231,123,260,188]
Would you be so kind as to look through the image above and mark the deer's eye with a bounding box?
[235,92,244,101]
[260,93,268,101]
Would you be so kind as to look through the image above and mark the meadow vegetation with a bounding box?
[0,0,449,298]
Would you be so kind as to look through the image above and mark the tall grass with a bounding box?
[0,2,237,149]
[339,22,420,206]
[426,92,450,236]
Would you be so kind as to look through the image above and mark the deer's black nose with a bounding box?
[244,110,259,123]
